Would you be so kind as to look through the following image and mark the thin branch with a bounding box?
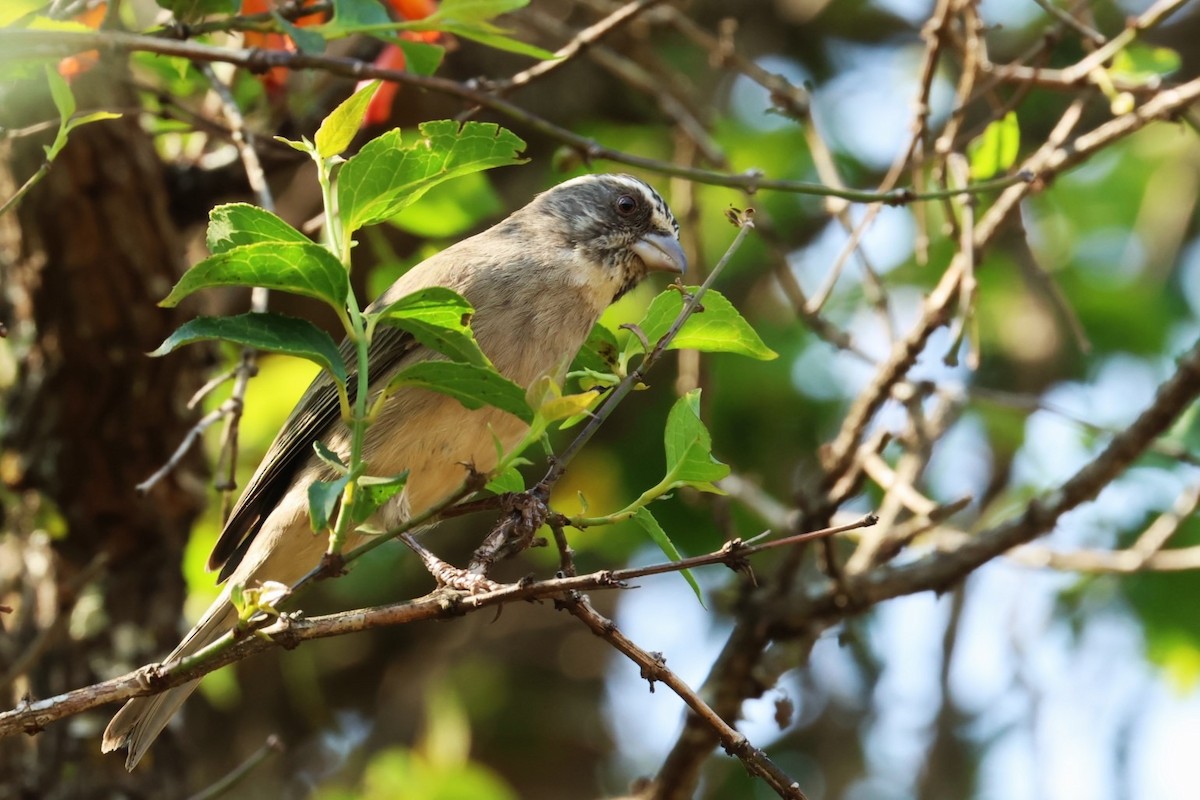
[0,517,868,738]
[0,29,1034,205]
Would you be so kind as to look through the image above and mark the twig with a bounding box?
[137,65,274,495]
[560,592,809,800]
[185,734,285,800]
[535,210,756,498]
[1,29,1035,205]
[0,519,865,737]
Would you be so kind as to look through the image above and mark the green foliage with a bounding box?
[316,81,380,158]
[1122,515,1200,688]
[968,111,1020,180]
[309,476,350,532]
[159,242,351,313]
[1110,44,1181,83]
[389,171,503,238]
[317,748,517,800]
[150,313,349,387]
[154,0,237,20]
[662,389,730,493]
[349,472,410,524]
[41,67,121,162]
[206,203,312,254]
[401,0,556,60]
[384,361,532,423]
[337,121,527,238]
[635,288,778,361]
[632,507,703,604]
[370,287,489,367]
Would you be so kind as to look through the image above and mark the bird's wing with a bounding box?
[208,323,421,581]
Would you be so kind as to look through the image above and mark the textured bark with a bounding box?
[0,64,209,797]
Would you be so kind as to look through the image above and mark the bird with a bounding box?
[101,173,686,769]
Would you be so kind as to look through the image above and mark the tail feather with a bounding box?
[101,588,237,770]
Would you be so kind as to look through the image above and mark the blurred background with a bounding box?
[3,0,1200,798]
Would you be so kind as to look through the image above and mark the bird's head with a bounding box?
[520,173,686,303]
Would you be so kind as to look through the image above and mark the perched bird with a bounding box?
[102,173,685,769]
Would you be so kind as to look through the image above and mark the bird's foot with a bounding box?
[401,532,500,594]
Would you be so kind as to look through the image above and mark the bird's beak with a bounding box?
[631,231,687,275]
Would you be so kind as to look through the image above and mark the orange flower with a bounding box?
[57,2,106,81]
[241,0,326,90]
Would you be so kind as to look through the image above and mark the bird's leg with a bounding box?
[467,491,550,574]
[399,532,500,594]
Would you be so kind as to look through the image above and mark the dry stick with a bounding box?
[137,65,274,496]
[185,735,284,800]
[1009,483,1200,573]
[0,517,868,737]
[489,0,665,94]
[1030,0,1106,44]
[561,594,810,800]
[783,332,1200,626]
[813,0,955,309]
[0,29,1030,205]
[654,52,1200,800]
[819,97,1089,489]
[518,8,724,166]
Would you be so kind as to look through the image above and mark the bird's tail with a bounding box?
[101,585,237,770]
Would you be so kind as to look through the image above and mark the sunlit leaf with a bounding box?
[663,389,729,491]
[349,472,409,523]
[338,120,526,237]
[371,287,489,366]
[968,111,1020,180]
[637,288,777,360]
[316,81,380,158]
[159,242,349,311]
[1111,45,1181,83]
[631,507,703,605]
[207,203,311,254]
[149,313,349,386]
[385,361,532,422]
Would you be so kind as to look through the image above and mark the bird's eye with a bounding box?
[615,194,639,216]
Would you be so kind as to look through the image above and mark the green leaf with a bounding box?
[663,389,729,491]
[571,322,621,376]
[64,110,122,131]
[394,37,445,76]
[149,313,349,386]
[638,288,777,361]
[328,0,391,28]
[207,203,312,254]
[389,170,502,237]
[0,0,45,26]
[349,472,409,524]
[435,22,557,59]
[631,507,703,605]
[338,120,526,237]
[313,440,348,472]
[155,0,238,19]
[316,81,380,159]
[273,10,327,54]
[371,287,489,366]
[309,475,349,532]
[160,242,350,312]
[485,465,525,494]
[45,65,74,121]
[1110,45,1181,83]
[424,0,528,23]
[968,111,1020,180]
[385,361,532,423]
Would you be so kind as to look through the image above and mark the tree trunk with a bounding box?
[0,63,209,797]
